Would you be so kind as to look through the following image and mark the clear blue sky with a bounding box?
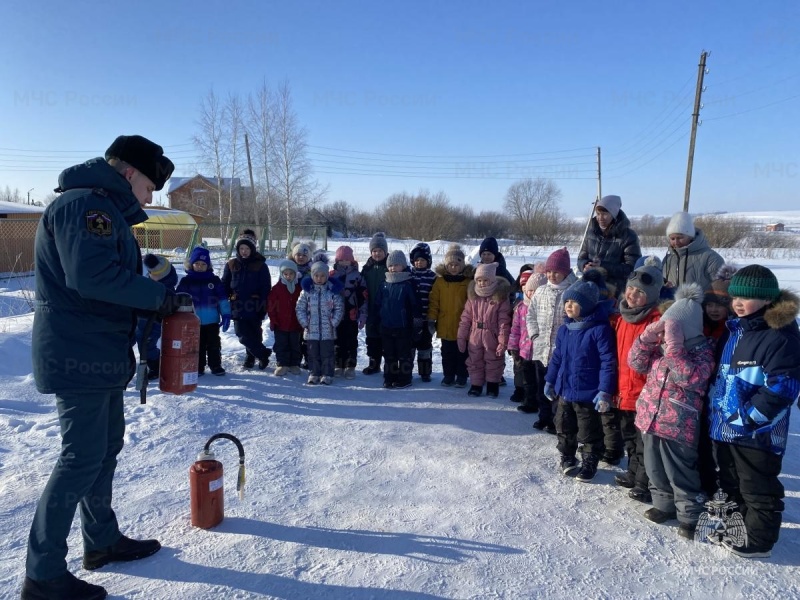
[1,0,798,217]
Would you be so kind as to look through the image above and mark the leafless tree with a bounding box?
[378,190,466,239]
[247,80,277,244]
[503,178,565,243]
[193,88,228,240]
[271,81,327,238]
[224,93,245,232]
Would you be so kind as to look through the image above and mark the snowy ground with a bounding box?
[2,235,800,599]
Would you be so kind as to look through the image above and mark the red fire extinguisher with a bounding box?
[160,293,200,395]
[189,433,245,529]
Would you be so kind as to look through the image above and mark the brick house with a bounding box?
[166,175,244,221]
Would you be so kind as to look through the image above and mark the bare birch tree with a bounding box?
[194,88,227,237]
[503,178,565,244]
[247,80,276,246]
[223,92,244,239]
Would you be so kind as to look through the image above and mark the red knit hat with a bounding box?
[519,271,533,288]
[545,247,571,275]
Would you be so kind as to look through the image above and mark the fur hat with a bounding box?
[187,246,211,269]
[291,242,313,259]
[236,236,257,254]
[475,261,498,282]
[661,283,705,341]
[369,232,388,253]
[728,264,780,301]
[704,264,738,306]
[627,255,664,305]
[545,247,571,275]
[597,195,622,219]
[105,134,174,191]
[386,250,408,268]
[335,245,355,263]
[667,212,695,238]
[410,242,432,266]
[444,244,466,267]
[143,253,171,281]
[563,280,600,316]
[279,259,298,275]
[525,272,548,293]
[479,236,499,257]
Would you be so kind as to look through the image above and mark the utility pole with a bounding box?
[596,147,602,202]
[244,133,259,229]
[27,187,34,205]
[684,51,708,212]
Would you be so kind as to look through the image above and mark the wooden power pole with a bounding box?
[683,51,708,212]
[596,146,602,202]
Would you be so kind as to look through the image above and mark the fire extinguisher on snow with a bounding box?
[189,433,245,529]
[159,293,200,395]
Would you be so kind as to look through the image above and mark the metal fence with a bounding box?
[0,219,39,274]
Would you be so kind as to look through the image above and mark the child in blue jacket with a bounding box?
[544,280,617,482]
[177,246,232,376]
[378,250,421,389]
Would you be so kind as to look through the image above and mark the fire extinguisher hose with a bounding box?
[135,313,157,405]
[204,433,246,500]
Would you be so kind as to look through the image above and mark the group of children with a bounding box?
[139,229,800,559]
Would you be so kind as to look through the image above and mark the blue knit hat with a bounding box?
[479,236,499,257]
[563,280,600,316]
[188,246,211,269]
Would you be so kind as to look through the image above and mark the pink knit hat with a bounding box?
[475,262,498,281]
[545,247,571,275]
[533,262,547,274]
[525,272,548,293]
[335,245,355,262]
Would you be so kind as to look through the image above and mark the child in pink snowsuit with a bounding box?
[509,270,549,414]
[458,262,512,398]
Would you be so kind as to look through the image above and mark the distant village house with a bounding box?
[766,223,784,232]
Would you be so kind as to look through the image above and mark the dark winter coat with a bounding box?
[330,261,367,324]
[577,209,642,295]
[361,256,388,336]
[708,291,800,455]
[32,159,167,393]
[545,304,617,403]
[662,228,724,293]
[176,270,231,326]
[377,272,421,330]
[267,280,302,332]
[222,252,272,320]
[411,267,437,317]
[428,264,475,341]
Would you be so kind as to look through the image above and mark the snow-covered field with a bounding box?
[2,221,800,599]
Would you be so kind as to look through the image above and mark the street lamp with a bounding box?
[27,188,34,205]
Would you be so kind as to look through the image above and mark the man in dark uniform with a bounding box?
[22,135,180,600]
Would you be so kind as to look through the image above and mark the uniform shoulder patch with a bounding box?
[85,210,113,237]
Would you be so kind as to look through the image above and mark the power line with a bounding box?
[704,92,800,121]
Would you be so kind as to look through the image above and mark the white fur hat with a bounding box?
[666,212,695,238]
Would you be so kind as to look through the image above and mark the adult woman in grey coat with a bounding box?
[661,211,724,294]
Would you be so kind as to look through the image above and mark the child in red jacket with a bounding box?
[267,260,303,376]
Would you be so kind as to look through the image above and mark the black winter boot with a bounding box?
[83,535,161,570]
[363,358,381,375]
[509,387,524,402]
[418,358,433,382]
[467,384,482,397]
[146,359,160,381]
[243,351,255,369]
[486,382,500,398]
[575,454,600,482]
[21,572,107,600]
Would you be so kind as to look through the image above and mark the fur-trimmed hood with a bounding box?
[466,277,511,302]
[765,289,800,330]
[435,263,475,279]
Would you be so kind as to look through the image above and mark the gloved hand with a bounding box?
[663,319,684,354]
[640,320,665,345]
[428,320,437,337]
[157,290,191,319]
[593,391,611,413]
[495,343,506,357]
[358,314,367,330]
[458,339,467,354]
[543,382,556,402]
[221,314,231,332]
